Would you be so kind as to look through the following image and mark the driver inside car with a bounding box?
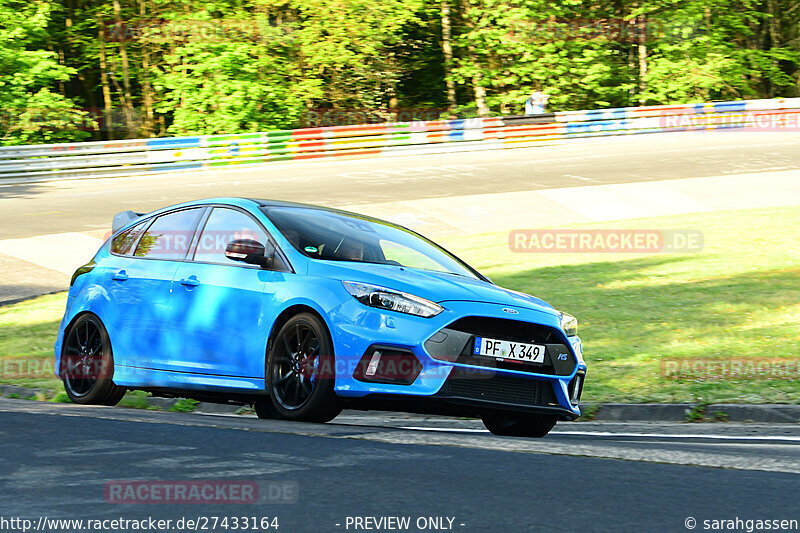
[333,237,365,261]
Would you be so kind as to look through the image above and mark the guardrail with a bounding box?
[2,97,799,181]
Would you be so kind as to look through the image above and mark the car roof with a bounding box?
[251,198,401,223]
[253,198,359,215]
[146,197,405,231]
[131,197,385,226]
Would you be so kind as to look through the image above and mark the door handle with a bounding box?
[180,275,200,288]
[112,270,128,281]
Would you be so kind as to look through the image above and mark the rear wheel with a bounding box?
[266,313,341,423]
[61,314,126,406]
[481,412,557,438]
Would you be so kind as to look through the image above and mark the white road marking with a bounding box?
[550,431,800,442]
[401,426,490,433]
[401,426,800,443]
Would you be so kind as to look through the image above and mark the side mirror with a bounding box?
[225,239,274,268]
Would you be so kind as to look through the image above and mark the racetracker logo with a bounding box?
[104,481,298,504]
[660,111,800,131]
[661,358,800,381]
[508,229,704,253]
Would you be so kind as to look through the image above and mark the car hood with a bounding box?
[309,260,557,316]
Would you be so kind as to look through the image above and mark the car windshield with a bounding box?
[263,206,480,280]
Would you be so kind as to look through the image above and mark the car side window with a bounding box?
[193,208,270,265]
[133,208,203,260]
[111,220,147,256]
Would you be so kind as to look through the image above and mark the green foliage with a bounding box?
[0,0,94,144]
[169,398,199,412]
[579,403,599,421]
[0,0,798,142]
[686,404,708,423]
[712,410,729,422]
[49,392,72,403]
[118,390,153,409]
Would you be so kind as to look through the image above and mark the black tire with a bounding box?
[481,412,557,438]
[100,386,128,406]
[253,397,282,419]
[61,314,126,406]
[266,313,341,423]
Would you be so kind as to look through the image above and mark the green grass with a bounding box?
[0,292,66,395]
[1,205,798,405]
[169,398,199,412]
[439,205,800,404]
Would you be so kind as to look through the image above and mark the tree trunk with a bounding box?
[441,0,457,111]
[472,75,489,116]
[766,0,780,97]
[459,0,490,116]
[97,20,114,140]
[113,0,137,137]
[637,15,647,105]
[138,0,155,136]
[57,48,66,96]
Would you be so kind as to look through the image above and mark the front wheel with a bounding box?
[266,313,341,423]
[481,412,557,438]
[253,397,282,419]
[61,314,126,406]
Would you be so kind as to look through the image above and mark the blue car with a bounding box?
[55,198,586,437]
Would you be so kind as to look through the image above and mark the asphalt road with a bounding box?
[2,129,799,304]
[1,399,798,532]
[2,130,800,240]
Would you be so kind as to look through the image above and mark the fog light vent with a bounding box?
[354,347,422,385]
[568,372,585,404]
[365,351,382,377]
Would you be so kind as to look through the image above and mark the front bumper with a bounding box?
[329,299,586,419]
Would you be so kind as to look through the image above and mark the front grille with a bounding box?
[446,316,561,344]
[437,367,558,407]
[425,316,576,376]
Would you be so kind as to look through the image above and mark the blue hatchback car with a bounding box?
[55,198,586,437]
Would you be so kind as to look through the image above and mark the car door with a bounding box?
[105,207,205,371]
[164,206,287,378]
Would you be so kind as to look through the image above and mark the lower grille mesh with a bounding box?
[438,368,556,407]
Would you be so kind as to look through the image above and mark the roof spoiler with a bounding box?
[112,210,145,234]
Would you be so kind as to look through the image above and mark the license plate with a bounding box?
[473,337,546,363]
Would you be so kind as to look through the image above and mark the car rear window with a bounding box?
[133,208,203,260]
[111,220,148,256]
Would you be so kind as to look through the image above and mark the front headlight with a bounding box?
[343,281,443,318]
[558,310,578,337]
